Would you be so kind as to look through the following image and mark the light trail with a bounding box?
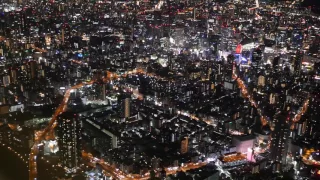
[29,76,99,180]
[232,66,309,128]
[29,63,251,179]
[28,60,311,179]
[93,157,207,180]
[29,68,206,180]
[232,68,268,126]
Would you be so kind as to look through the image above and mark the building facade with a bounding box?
[57,112,82,169]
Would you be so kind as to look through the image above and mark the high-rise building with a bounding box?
[118,94,131,119]
[10,69,17,84]
[0,86,6,104]
[305,96,320,138]
[270,93,276,105]
[29,60,37,79]
[270,111,290,173]
[101,84,106,101]
[293,51,303,75]
[57,112,82,169]
[2,75,10,86]
[258,75,265,86]
[181,137,188,154]
[123,97,131,118]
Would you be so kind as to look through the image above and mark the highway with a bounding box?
[30,60,308,180]
[28,69,171,180]
[29,78,95,180]
[28,61,312,180]
[232,66,310,129]
[90,156,207,180]
[27,60,277,180]
[232,65,268,126]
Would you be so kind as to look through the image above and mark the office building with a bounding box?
[57,112,82,169]
[181,137,188,154]
[29,60,37,79]
[118,94,131,119]
[2,75,10,86]
[305,97,320,138]
[293,51,303,75]
[258,75,265,86]
[10,69,17,84]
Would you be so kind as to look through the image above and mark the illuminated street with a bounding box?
[0,0,318,180]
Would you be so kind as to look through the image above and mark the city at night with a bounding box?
[0,0,319,180]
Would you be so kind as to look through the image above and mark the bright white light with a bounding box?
[206,158,215,162]
[169,37,175,44]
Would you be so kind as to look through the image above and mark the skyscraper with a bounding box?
[123,97,131,118]
[270,111,290,173]
[258,75,265,87]
[57,112,82,169]
[293,50,303,76]
[118,93,131,119]
[29,60,37,79]
[305,95,320,139]
[101,84,106,101]
[10,69,17,84]
[181,137,188,154]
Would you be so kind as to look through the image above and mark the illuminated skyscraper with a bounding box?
[100,84,106,101]
[305,95,320,139]
[293,50,303,76]
[123,97,131,118]
[118,94,131,119]
[29,60,37,79]
[2,75,10,87]
[10,69,17,84]
[180,137,188,154]
[57,112,82,169]
[258,75,265,87]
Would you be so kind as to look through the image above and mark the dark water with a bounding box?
[0,146,28,180]
[0,171,10,180]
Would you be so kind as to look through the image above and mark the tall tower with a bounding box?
[118,93,131,119]
[270,111,290,173]
[293,50,303,76]
[181,137,188,154]
[57,112,82,169]
[29,60,37,79]
[10,68,17,84]
[305,95,320,138]
[101,84,106,101]
[255,0,259,7]
[123,97,131,118]
[61,29,65,44]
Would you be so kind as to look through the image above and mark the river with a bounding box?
[0,146,28,180]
